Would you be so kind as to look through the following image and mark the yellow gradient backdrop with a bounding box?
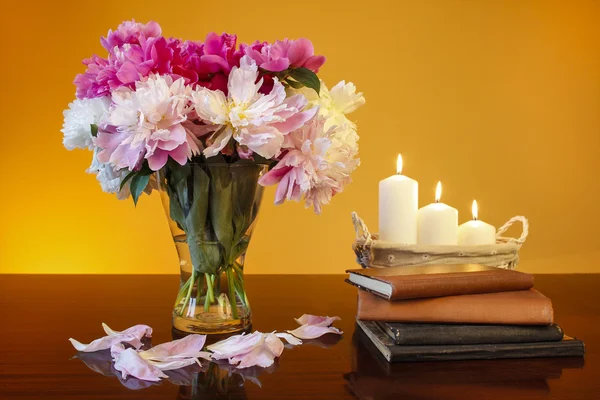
[1,0,599,274]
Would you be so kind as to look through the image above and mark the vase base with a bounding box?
[172,313,252,335]
[172,324,253,342]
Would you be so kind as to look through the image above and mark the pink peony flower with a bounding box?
[242,38,326,73]
[96,74,199,171]
[75,23,244,100]
[101,20,162,51]
[171,33,242,94]
[75,36,179,100]
[258,117,359,214]
[74,55,112,99]
[75,20,164,99]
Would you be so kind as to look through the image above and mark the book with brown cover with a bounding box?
[346,264,534,300]
[357,289,554,325]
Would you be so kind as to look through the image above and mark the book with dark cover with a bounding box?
[347,327,585,399]
[356,319,585,362]
[345,264,533,300]
[382,322,564,345]
[351,328,584,382]
[357,289,554,325]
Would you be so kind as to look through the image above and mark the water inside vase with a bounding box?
[172,235,252,335]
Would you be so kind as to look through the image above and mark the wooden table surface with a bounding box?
[0,274,598,399]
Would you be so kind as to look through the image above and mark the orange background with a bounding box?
[1,0,598,274]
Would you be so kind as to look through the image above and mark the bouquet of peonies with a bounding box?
[61,20,365,332]
[62,20,365,212]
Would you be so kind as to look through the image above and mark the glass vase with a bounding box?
[157,162,268,335]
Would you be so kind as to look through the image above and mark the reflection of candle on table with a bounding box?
[378,154,418,244]
[417,182,458,245]
[458,200,496,245]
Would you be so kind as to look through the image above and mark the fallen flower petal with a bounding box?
[275,332,302,346]
[264,333,284,358]
[69,323,153,352]
[113,348,168,381]
[149,358,200,371]
[287,324,343,340]
[110,343,127,359]
[294,314,341,327]
[208,331,285,369]
[102,322,153,338]
[140,334,207,361]
[230,340,276,369]
[207,331,264,360]
[105,337,210,382]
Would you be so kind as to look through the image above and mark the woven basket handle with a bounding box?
[352,212,373,244]
[496,216,529,246]
[353,212,529,246]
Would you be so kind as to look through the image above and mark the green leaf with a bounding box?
[166,185,186,230]
[185,166,221,274]
[130,173,150,206]
[120,170,137,191]
[231,166,260,253]
[288,67,321,94]
[185,166,210,234]
[120,162,153,191]
[208,165,234,264]
[187,237,221,275]
[90,124,99,137]
[285,79,304,89]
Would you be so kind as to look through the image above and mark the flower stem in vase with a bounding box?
[226,267,239,320]
[196,273,204,304]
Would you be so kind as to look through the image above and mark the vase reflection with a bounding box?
[176,360,278,400]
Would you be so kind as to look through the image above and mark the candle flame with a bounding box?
[435,181,442,203]
[472,200,478,220]
[396,154,403,175]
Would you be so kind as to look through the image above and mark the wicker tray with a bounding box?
[352,212,529,270]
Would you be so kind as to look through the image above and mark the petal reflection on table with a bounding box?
[346,326,585,400]
[74,347,279,397]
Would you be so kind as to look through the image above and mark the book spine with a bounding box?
[388,341,585,362]
[357,290,554,325]
[384,323,564,345]
[389,271,534,300]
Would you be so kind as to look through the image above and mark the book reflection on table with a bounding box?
[345,326,585,400]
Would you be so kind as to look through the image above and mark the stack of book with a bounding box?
[346,264,585,362]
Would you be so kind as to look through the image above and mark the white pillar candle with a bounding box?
[417,182,458,245]
[378,155,418,244]
[458,200,496,245]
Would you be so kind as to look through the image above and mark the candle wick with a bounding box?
[473,216,478,221]
[435,199,439,204]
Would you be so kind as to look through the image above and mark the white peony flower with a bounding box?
[62,97,111,150]
[290,80,365,131]
[191,56,317,159]
[87,148,131,200]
